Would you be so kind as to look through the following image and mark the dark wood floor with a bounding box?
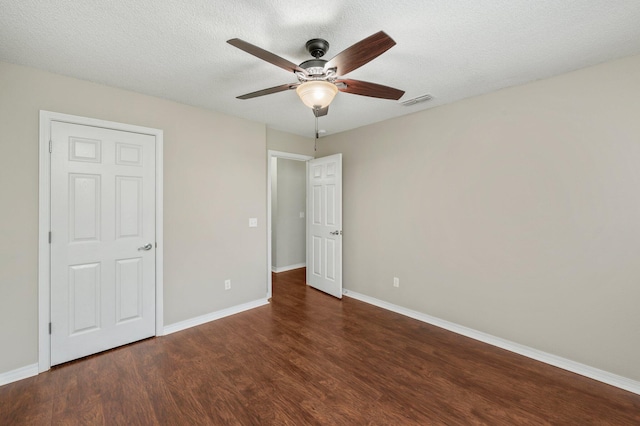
[2,268,639,425]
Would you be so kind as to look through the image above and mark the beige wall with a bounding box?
[317,55,640,381]
[3,53,639,384]
[273,158,306,269]
[266,128,315,157]
[0,61,267,374]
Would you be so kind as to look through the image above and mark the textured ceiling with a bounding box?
[2,1,640,137]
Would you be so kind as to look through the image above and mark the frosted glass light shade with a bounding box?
[296,81,338,109]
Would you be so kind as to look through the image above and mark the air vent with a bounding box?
[400,94,433,106]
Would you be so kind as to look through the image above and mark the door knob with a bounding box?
[138,243,153,251]
[329,230,342,236]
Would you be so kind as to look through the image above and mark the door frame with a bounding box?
[38,110,164,372]
[266,150,313,299]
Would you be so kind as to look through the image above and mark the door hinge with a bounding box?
[49,322,52,334]
[48,231,52,244]
[49,139,52,153]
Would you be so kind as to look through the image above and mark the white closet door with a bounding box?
[50,121,156,365]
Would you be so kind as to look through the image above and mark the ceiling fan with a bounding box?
[227,31,405,117]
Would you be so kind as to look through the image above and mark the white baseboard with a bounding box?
[343,289,640,396]
[272,263,306,273]
[0,363,38,387]
[162,298,269,336]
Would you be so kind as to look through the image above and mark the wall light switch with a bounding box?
[299,212,305,218]
[249,218,258,227]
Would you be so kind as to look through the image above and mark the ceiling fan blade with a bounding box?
[336,79,405,100]
[227,38,308,75]
[324,31,396,76]
[236,83,299,100]
[313,106,329,117]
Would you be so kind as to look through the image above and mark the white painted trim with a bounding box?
[272,263,306,273]
[268,150,315,162]
[38,111,164,373]
[266,150,313,299]
[162,298,269,335]
[343,289,640,396]
[155,126,164,337]
[0,364,39,387]
[38,112,52,373]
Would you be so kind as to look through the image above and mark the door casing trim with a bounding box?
[38,110,164,372]
[266,150,313,299]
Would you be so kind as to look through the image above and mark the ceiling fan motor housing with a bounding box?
[299,59,328,76]
[300,39,332,79]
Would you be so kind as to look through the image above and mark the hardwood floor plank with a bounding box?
[0,373,54,425]
[1,267,639,424]
[50,358,106,425]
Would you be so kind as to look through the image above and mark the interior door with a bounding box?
[306,154,342,298]
[50,121,156,365]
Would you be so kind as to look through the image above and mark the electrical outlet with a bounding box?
[224,279,231,290]
[249,218,258,227]
[299,211,305,218]
[393,277,400,288]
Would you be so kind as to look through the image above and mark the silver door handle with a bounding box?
[329,230,342,235]
[138,243,153,251]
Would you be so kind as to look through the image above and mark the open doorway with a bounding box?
[267,150,313,299]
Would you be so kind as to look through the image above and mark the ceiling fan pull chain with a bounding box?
[314,108,319,151]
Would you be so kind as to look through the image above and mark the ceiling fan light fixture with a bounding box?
[296,81,338,109]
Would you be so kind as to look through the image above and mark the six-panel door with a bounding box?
[50,121,156,365]
[307,154,342,298]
